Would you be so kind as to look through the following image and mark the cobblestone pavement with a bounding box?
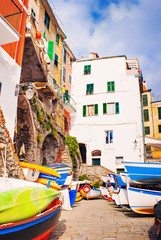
[49,198,160,240]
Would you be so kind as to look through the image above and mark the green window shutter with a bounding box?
[103,103,107,114]
[55,54,58,66]
[111,81,115,91]
[159,125,161,133]
[56,34,59,44]
[107,82,111,92]
[94,104,98,115]
[115,102,119,114]
[48,41,54,60]
[143,95,148,106]
[145,126,150,135]
[83,105,86,117]
[158,107,161,119]
[144,109,149,122]
[64,49,66,64]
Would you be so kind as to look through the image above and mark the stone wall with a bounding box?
[0,107,24,179]
[80,164,115,182]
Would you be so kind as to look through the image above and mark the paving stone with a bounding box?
[49,199,157,240]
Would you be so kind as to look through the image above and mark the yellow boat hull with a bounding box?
[19,162,60,178]
[36,178,61,190]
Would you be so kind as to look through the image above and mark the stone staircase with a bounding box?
[0,107,24,179]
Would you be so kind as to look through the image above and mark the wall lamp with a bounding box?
[133,139,138,148]
[15,83,35,100]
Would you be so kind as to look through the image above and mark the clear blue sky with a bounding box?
[53,0,161,97]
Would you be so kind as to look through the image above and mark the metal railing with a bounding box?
[64,93,76,111]
[0,0,22,33]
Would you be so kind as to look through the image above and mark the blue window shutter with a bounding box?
[115,102,119,114]
[48,41,54,60]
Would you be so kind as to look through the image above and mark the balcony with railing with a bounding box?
[0,0,22,45]
[126,59,140,76]
[64,92,76,113]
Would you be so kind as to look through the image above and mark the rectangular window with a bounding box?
[83,104,98,117]
[86,84,94,95]
[69,75,72,85]
[70,58,72,67]
[54,54,58,67]
[158,107,161,120]
[56,34,59,45]
[103,102,119,114]
[31,8,36,19]
[63,67,66,83]
[144,109,149,122]
[105,131,113,144]
[145,126,150,135]
[47,41,54,60]
[143,94,148,106]
[64,49,66,64]
[107,81,115,92]
[44,10,50,30]
[115,156,123,164]
[159,125,161,133]
[0,82,2,95]
[92,158,100,165]
[84,65,91,75]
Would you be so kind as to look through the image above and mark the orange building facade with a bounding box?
[0,0,29,139]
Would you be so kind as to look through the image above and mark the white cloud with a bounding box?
[53,0,161,96]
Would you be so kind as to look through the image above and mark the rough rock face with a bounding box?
[80,164,114,182]
[0,107,24,179]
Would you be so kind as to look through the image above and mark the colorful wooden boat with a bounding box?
[117,187,129,206]
[0,186,60,224]
[100,186,109,200]
[19,162,61,178]
[80,188,101,200]
[123,161,161,184]
[69,189,77,206]
[0,198,61,240]
[0,177,46,194]
[127,186,161,214]
[36,178,61,190]
[39,172,69,187]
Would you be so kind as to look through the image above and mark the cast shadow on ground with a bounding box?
[48,219,66,240]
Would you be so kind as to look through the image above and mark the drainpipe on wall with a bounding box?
[141,94,146,162]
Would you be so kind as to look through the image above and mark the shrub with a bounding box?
[64,136,79,166]
[79,174,89,181]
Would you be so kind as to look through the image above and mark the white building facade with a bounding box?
[70,54,145,173]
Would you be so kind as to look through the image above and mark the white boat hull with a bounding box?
[0,177,46,194]
[118,187,129,206]
[127,186,161,214]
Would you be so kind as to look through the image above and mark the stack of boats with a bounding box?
[0,161,73,240]
[100,162,161,215]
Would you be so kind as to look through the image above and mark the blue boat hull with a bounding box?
[124,161,161,184]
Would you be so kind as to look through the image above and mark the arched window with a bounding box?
[91,150,101,156]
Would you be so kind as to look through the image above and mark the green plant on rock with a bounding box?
[33,97,37,104]
[64,136,79,166]
[47,114,52,120]
[37,134,43,143]
[79,174,90,181]
[34,104,39,112]
[51,128,58,137]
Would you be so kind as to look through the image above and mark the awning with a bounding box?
[145,137,161,148]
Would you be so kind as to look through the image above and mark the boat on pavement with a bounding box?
[0,186,60,224]
[127,186,161,214]
[0,198,61,240]
[123,161,161,184]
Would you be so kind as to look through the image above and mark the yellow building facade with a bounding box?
[142,90,161,159]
